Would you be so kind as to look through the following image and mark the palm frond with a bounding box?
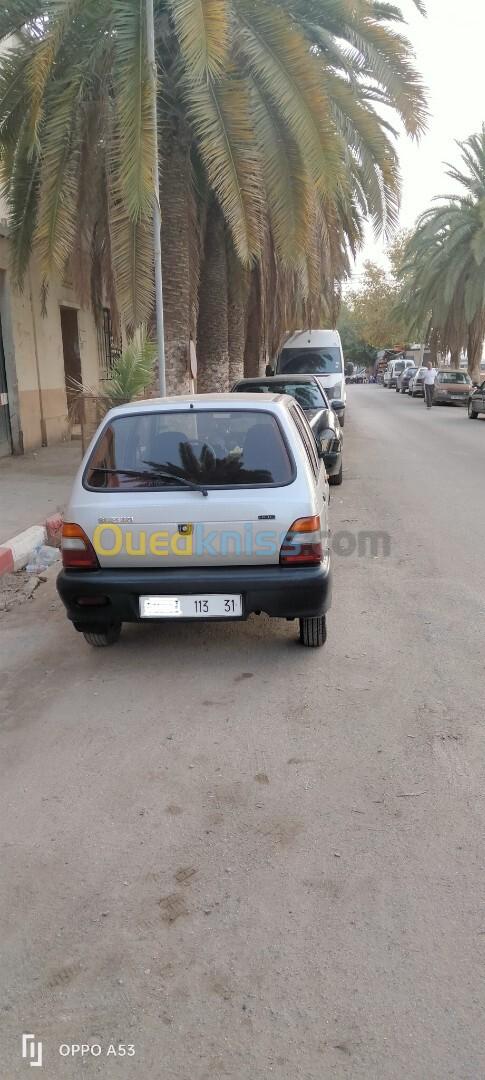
[235,0,345,196]
[33,69,87,280]
[170,0,229,80]
[249,78,310,269]
[112,0,156,222]
[184,71,263,264]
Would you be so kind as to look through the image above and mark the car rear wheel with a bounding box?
[299,615,327,648]
[83,624,122,647]
[396,387,400,393]
[329,462,343,486]
[468,402,479,419]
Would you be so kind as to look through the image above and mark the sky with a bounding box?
[356,0,485,273]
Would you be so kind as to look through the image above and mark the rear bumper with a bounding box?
[434,395,469,405]
[57,563,332,629]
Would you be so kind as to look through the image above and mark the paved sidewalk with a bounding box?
[0,442,81,544]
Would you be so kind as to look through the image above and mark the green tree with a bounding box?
[0,0,427,391]
[400,128,485,381]
[338,303,377,369]
[343,236,411,351]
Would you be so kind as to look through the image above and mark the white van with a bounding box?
[383,356,415,389]
[269,330,347,424]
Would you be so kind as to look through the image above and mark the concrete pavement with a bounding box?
[0,441,81,544]
[1,386,485,1079]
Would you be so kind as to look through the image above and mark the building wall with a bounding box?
[0,236,102,452]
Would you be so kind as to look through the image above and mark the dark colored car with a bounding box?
[396,366,417,394]
[232,375,344,485]
[468,379,485,419]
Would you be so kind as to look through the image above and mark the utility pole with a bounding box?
[146,0,167,397]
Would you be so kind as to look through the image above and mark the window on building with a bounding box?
[97,308,121,380]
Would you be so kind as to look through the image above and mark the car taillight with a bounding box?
[280,515,323,566]
[62,522,99,570]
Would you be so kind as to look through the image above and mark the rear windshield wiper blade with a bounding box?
[142,462,209,496]
[90,466,209,496]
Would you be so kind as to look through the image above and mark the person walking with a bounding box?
[424,361,437,408]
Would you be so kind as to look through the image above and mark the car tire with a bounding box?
[299,615,327,648]
[468,402,479,419]
[83,624,122,647]
[396,387,400,393]
[339,413,345,427]
[329,462,343,486]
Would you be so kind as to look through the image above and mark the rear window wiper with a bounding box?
[143,462,209,496]
[89,466,209,496]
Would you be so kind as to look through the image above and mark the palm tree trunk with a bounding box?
[244,269,263,377]
[467,312,485,384]
[429,327,439,365]
[196,199,229,393]
[227,241,249,384]
[161,131,192,395]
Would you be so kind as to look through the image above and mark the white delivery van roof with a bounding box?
[282,329,342,349]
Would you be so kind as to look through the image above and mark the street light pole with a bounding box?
[146,0,167,397]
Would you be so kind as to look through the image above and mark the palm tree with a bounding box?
[400,128,485,382]
[0,0,427,392]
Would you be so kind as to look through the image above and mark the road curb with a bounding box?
[0,525,48,577]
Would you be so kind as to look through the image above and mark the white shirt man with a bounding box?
[424,364,437,408]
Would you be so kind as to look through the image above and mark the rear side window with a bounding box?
[84,410,294,491]
[290,406,319,479]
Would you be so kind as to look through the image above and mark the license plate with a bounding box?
[139,595,243,619]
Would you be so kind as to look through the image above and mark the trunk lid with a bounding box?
[84,488,301,568]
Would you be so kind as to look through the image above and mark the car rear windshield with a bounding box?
[277,347,342,375]
[235,381,324,409]
[439,372,471,384]
[84,410,294,490]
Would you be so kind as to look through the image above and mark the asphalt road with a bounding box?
[2,386,485,1079]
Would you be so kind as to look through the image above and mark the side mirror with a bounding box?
[265,364,275,377]
[331,399,345,413]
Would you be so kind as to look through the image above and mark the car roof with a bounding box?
[282,329,341,347]
[234,375,321,384]
[437,368,468,374]
[104,393,296,420]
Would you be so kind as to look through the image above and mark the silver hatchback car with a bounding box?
[57,395,332,648]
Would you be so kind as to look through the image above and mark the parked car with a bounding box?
[57,395,332,649]
[231,375,343,486]
[432,369,472,406]
[468,380,485,419]
[409,367,427,397]
[267,329,347,424]
[396,366,417,394]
